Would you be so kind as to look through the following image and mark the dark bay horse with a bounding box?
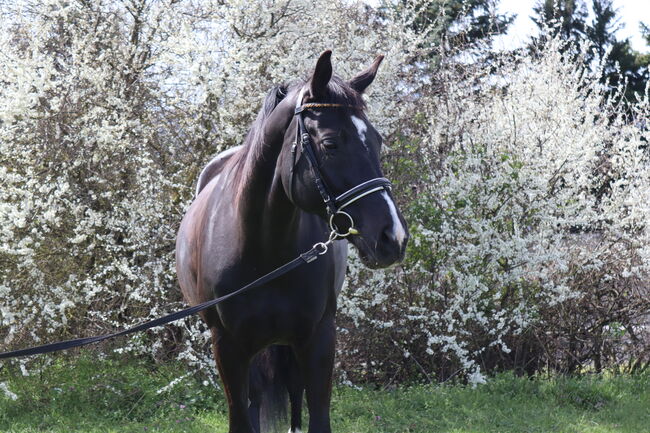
[176,51,408,433]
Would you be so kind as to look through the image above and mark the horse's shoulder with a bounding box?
[195,145,243,197]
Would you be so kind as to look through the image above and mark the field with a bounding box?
[0,356,649,432]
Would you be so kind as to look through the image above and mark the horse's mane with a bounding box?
[246,84,290,153]
[228,85,287,180]
[233,76,365,191]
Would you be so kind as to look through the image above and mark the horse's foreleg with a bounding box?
[211,328,255,433]
[294,316,335,433]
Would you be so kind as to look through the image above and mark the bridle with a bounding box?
[290,101,392,239]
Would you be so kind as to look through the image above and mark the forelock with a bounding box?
[322,76,366,108]
[289,76,365,109]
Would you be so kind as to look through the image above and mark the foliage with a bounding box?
[533,0,588,43]
[1,0,649,388]
[339,37,650,383]
[532,0,650,101]
[0,0,218,382]
[405,0,514,52]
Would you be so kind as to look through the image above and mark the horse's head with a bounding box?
[279,50,408,268]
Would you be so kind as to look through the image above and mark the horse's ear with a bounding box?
[349,55,384,93]
[309,50,333,99]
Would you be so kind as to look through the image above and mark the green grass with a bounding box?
[1,355,649,432]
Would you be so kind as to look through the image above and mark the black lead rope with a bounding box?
[0,244,327,360]
[1,102,392,361]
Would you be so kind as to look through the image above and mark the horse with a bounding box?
[175,50,408,433]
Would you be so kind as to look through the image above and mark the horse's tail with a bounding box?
[249,345,299,433]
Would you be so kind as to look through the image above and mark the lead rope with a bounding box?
[0,226,354,360]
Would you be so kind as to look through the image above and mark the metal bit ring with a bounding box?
[329,211,357,238]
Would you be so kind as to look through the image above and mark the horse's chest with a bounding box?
[203,237,346,347]
[214,268,335,346]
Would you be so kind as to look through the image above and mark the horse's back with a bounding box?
[195,145,242,197]
[177,146,242,307]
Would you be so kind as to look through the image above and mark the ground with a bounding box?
[0,355,649,432]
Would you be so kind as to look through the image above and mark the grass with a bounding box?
[0,355,649,432]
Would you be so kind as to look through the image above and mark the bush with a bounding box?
[338,39,650,384]
[1,1,648,386]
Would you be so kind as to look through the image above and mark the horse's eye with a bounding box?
[322,139,337,149]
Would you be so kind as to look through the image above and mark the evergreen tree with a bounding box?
[532,0,649,101]
[532,0,587,43]
[409,0,514,51]
[586,0,617,60]
[607,38,648,100]
[587,1,648,100]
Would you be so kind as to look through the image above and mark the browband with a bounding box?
[294,103,361,114]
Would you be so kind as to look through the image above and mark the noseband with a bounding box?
[290,102,392,237]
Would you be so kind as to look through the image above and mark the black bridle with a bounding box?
[290,102,392,236]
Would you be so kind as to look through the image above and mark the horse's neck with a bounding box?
[233,101,303,260]
[233,165,303,263]
[236,94,295,209]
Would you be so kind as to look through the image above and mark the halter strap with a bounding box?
[294,111,338,214]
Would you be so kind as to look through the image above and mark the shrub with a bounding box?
[1,1,648,386]
[339,39,650,384]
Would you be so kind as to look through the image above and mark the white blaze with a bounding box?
[350,115,368,150]
[381,191,407,247]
